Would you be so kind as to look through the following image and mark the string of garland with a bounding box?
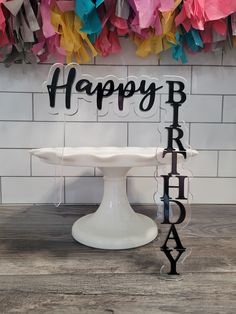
[1,0,236,67]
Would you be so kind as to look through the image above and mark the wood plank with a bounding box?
[1,204,235,220]
[0,273,235,314]
[0,237,235,275]
[0,291,235,314]
[0,205,235,240]
[0,273,235,295]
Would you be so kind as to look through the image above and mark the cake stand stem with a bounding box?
[72,167,158,249]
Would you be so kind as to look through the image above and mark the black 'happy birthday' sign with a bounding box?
[46,64,190,275]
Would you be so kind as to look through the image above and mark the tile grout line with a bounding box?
[62,63,236,68]
[32,93,34,121]
[221,50,224,66]
[221,95,224,123]
[30,155,32,177]
[64,176,66,204]
[126,57,129,195]
[190,66,193,95]
[127,123,129,146]
[63,119,66,147]
[1,147,236,151]
[2,90,236,96]
[1,175,236,179]
[0,120,235,124]
[159,94,162,122]
[216,150,220,177]
[188,122,191,147]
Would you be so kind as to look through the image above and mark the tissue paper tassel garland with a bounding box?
[32,0,66,64]
[1,0,40,66]
[94,0,130,57]
[175,0,232,53]
[131,0,181,58]
[0,0,236,65]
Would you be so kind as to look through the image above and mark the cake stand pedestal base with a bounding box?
[72,167,158,249]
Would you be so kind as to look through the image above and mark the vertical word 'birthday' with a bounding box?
[160,81,188,275]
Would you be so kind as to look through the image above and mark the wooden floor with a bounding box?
[0,204,235,314]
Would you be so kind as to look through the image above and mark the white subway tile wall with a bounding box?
[0,45,236,204]
[218,151,236,177]
[1,177,63,203]
[65,123,127,147]
[223,96,236,122]
[0,93,32,120]
[192,66,236,94]
[65,177,103,204]
[161,94,222,122]
[160,49,223,66]
[33,93,97,122]
[32,156,94,177]
[190,124,236,150]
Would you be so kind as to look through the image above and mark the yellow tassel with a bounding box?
[51,5,97,64]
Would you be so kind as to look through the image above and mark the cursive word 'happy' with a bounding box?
[46,66,187,114]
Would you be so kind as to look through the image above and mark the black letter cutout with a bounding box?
[161,224,186,275]
[47,67,76,110]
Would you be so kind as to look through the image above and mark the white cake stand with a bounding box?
[30,147,198,250]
